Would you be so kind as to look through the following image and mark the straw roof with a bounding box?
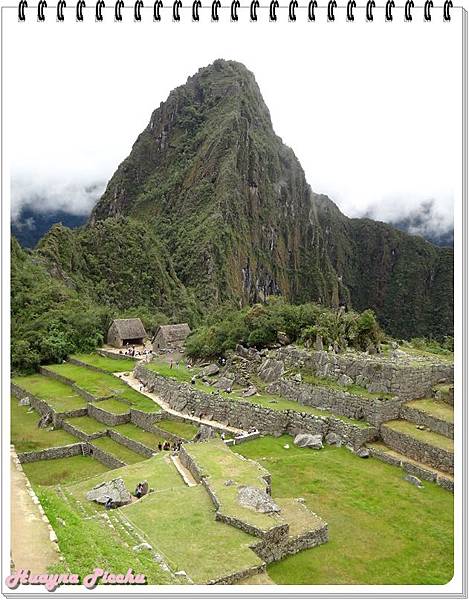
[110,318,147,340]
[153,323,191,344]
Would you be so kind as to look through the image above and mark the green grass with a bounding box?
[11,396,77,452]
[185,440,281,531]
[71,353,137,373]
[301,372,394,400]
[91,398,131,415]
[111,423,162,449]
[122,485,262,583]
[64,415,108,435]
[46,363,158,412]
[156,419,199,440]
[22,455,109,486]
[36,486,174,584]
[91,436,146,464]
[66,454,185,503]
[228,390,370,428]
[383,420,454,451]
[405,399,454,423]
[236,435,453,585]
[12,374,87,412]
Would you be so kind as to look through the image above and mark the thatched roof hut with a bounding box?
[152,323,191,351]
[107,318,147,348]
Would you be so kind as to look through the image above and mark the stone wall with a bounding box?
[88,403,130,426]
[40,367,112,402]
[135,365,378,449]
[275,346,453,400]
[129,408,163,433]
[18,443,84,464]
[399,405,453,439]
[252,521,329,564]
[85,442,126,469]
[380,425,453,475]
[60,419,106,441]
[108,430,154,458]
[368,445,454,492]
[209,564,266,586]
[268,379,402,427]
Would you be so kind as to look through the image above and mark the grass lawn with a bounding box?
[11,396,77,452]
[156,419,199,440]
[91,398,131,414]
[12,374,87,412]
[46,363,158,412]
[65,415,108,435]
[383,420,454,451]
[71,353,137,373]
[22,455,109,486]
[301,372,393,400]
[91,436,146,464]
[185,440,281,531]
[111,423,162,449]
[236,435,453,585]
[122,485,262,583]
[405,399,454,423]
[37,486,174,584]
[66,454,184,504]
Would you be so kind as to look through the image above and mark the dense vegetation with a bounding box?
[185,297,383,359]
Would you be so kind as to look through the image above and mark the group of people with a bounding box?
[119,345,153,358]
[157,440,182,452]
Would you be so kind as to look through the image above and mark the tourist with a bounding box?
[157,442,162,452]
[221,432,226,441]
[134,482,144,499]
[104,497,114,510]
[191,376,196,385]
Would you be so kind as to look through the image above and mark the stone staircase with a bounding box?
[368,390,454,491]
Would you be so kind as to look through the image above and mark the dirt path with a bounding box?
[10,455,61,572]
[170,455,198,487]
[119,372,246,436]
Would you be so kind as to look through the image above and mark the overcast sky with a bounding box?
[4,7,461,234]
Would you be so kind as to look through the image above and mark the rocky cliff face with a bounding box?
[42,59,452,338]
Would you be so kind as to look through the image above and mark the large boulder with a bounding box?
[243,385,258,397]
[214,376,234,391]
[237,486,281,513]
[293,433,323,450]
[194,424,216,441]
[200,364,220,377]
[86,478,132,506]
[258,358,285,383]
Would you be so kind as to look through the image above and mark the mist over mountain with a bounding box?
[15,59,453,340]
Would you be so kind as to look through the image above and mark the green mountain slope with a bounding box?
[87,59,452,338]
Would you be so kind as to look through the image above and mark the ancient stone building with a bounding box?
[107,318,147,348]
[152,323,191,351]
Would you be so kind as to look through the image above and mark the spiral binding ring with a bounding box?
[192,0,200,20]
[57,0,66,20]
[404,0,413,21]
[134,0,143,20]
[443,0,452,20]
[18,0,27,20]
[95,0,104,20]
[211,0,220,20]
[38,0,47,20]
[16,0,456,23]
[250,0,259,21]
[153,0,162,20]
[308,0,317,21]
[230,0,239,20]
[115,0,123,20]
[366,0,374,21]
[269,0,278,21]
[173,0,181,20]
[423,0,432,21]
[288,0,297,21]
[385,0,394,21]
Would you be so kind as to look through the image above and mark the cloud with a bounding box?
[11,174,106,222]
